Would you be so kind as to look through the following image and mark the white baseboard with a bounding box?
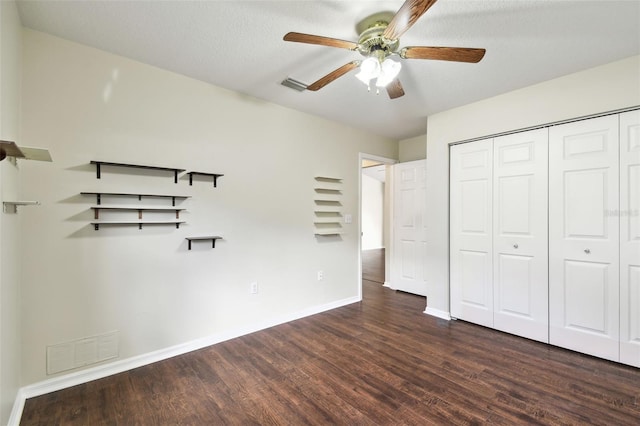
[424,307,451,321]
[8,389,26,426]
[382,281,393,289]
[10,295,360,424]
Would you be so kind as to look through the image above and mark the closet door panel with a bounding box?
[620,110,640,367]
[450,140,493,327]
[496,254,534,313]
[549,115,620,361]
[493,129,549,343]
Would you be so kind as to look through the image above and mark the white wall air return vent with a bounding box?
[46,331,119,375]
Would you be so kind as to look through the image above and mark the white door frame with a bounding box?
[358,153,397,300]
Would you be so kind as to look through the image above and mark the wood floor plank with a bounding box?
[21,273,640,425]
[239,332,361,424]
[362,248,385,283]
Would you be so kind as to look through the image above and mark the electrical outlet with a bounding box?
[250,282,258,294]
[317,270,324,281]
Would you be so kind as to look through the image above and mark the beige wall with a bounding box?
[19,29,397,385]
[361,174,384,250]
[398,134,426,162]
[0,0,23,423]
[424,55,640,316]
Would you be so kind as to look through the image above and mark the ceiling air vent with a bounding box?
[281,77,308,92]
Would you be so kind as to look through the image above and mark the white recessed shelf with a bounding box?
[3,200,40,213]
[313,176,344,238]
[315,211,342,217]
[314,188,342,194]
[314,176,342,183]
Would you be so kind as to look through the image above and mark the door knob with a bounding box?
[513,243,518,249]
[584,248,591,254]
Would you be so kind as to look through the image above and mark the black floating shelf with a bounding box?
[90,206,186,222]
[91,220,185,231]
[90,161,186,183]
[187,171,224,187]
[185,236,223,250]
[81,192,190,206]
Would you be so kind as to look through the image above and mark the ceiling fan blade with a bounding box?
[307,61,361,91]
[383,0,439,41]
[386,79,405,99]
[400,46,486,63]
[283,32,358,50]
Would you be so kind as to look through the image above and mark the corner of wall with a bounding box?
[398,134,427,162]
[0,0,23,424]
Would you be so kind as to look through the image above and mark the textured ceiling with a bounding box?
[16,0,640,140]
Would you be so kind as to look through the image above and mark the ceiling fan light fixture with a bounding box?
[376,57,402,88]
[284,0,486,99]
[355,57,380,86]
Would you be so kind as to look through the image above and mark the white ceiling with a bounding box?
[16,0,640,140]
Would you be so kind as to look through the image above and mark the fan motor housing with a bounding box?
[356,11,399,57]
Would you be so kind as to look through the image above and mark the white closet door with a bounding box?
[391,160,427,296]
[450,139,493,327]
[620,110,640,367]
[549,115,620,362]
[493,129,549,343]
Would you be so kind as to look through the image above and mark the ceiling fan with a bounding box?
[283,0,486,99]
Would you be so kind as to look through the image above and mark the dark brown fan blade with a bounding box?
[307,61,361,91]
[386,79,405,99]
[400,46,486,63]
[383,0,439,41]
[283,32,359,50]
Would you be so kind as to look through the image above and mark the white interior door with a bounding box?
[493,129,549,343]
[549,115,620,361]
[450,139,493,327]
[391,160,427,296]
[620,110,640,367]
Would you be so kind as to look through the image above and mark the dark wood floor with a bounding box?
[21,262,640,424]
[362,248,385,283]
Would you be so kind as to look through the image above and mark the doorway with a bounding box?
[358,153,396,298]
